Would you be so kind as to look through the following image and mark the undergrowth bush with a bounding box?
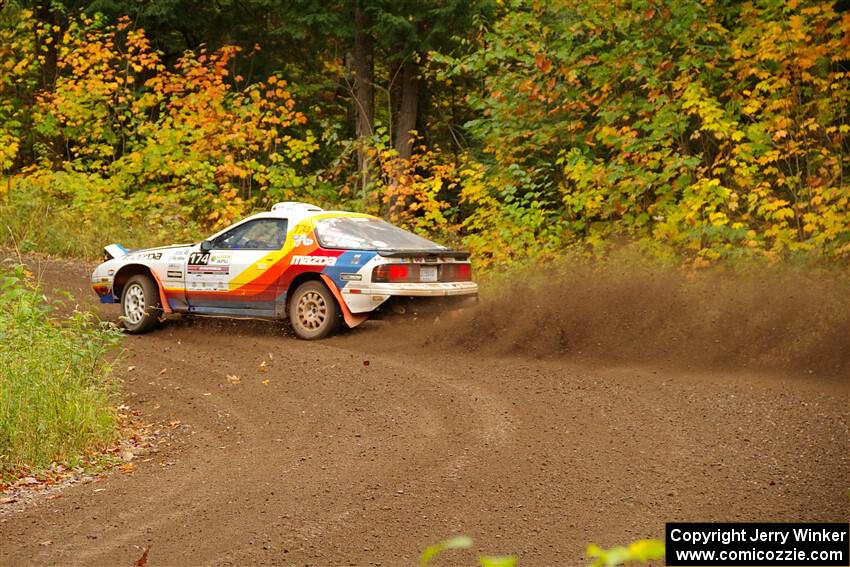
[0,171,205,258]
[0,264,122,476]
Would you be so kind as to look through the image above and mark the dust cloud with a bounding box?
[415,262,850,375]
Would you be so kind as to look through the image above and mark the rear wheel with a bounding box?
[289,281,340,340]
[121,274,162,334]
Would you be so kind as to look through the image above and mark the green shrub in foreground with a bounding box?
[421,536,664,566]
[0,265,122,476]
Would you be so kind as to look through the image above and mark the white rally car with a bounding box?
[91,202,478,339]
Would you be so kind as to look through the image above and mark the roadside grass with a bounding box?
[0,264,122,479]
[0,178,204,259]
[0,197,143,259]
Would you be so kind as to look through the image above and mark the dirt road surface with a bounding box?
[1,258,847,566]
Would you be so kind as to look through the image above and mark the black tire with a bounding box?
[288,280,340,340]
[120,274,162,334]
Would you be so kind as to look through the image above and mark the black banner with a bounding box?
[666,523,849,566]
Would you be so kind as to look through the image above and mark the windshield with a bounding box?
[314,216,446,251]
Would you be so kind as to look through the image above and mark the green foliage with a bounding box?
[0,171,204,257]
[479,556,518,567]
[2,2,849,268]
[0,264,122,476]
[365,0,492,61]
[420,535,474,566]
[1,9,325,241]
[419,536,662,566]
[419,536,517,567]
[587,539,665,567]
[433,0,850,266]
[0,2,39,174]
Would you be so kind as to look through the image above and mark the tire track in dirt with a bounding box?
[1,257,847,566]
[3,312,517,566]
[188,331,519,566]
[61,334,273,565]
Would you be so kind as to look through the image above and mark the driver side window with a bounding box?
[213,219,288,250]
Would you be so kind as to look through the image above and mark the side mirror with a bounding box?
[200,240,212,252]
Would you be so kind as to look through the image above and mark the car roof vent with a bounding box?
[270,201,324,213]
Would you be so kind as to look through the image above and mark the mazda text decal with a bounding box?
[130,251,163,260]
[291,255,337,266]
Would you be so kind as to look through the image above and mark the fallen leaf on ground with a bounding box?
[261,379,270,385]
[159,368,167,375]
[258,361,267,372]
[119,463,136,473]
[127,365,136,372]
[18,476,39,486]
[227,374,241,384]
[135,545,151,567]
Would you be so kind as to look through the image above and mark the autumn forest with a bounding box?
[1,0,849,267]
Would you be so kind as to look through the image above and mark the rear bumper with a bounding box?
[367,281,478,296]
[340,281,478,314]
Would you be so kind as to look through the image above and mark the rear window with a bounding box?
[314,217,446,251]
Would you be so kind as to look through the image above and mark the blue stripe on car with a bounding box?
[321,251,378,289]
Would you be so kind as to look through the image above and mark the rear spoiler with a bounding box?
[376,249,471,260]
[103,243,129,261]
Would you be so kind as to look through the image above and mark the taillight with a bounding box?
[373,262,473,283]
[372,264,413,282]
[439,263,472,282]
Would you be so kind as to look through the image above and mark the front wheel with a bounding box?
[121,274,162,334]
[289,281,340,340]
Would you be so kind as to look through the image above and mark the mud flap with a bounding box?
[320,274,368,328]
[149,270,173,314]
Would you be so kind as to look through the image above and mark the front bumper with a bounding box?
[91,275,117,303]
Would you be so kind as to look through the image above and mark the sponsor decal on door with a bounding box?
[188,252,230,274]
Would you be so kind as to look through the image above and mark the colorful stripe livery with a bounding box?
[91,204,478,328]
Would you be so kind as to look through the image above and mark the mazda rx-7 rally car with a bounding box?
[91,202,478,339]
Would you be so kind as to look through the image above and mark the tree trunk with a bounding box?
[393,59,419,160]
[387,58,419,219]
[352,7,374,196]
[34,4,58,89]
[34,3,64,165]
